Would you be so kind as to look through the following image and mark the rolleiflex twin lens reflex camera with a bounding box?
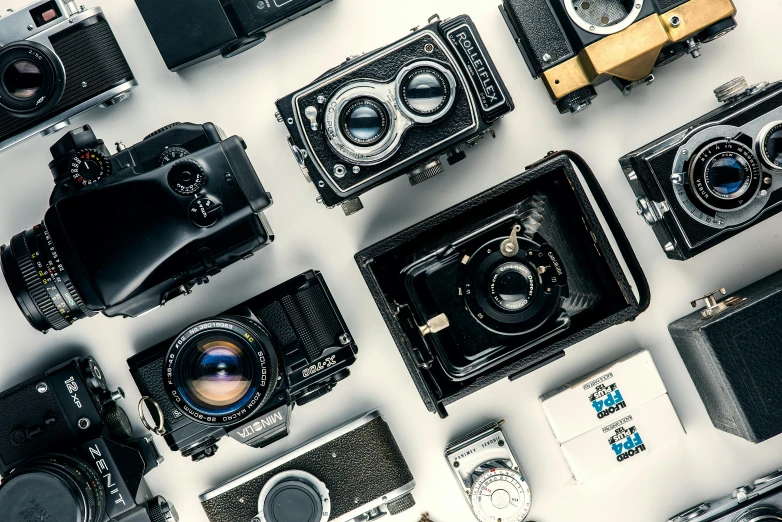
[499,0,738,114]
[446,421,532,522]
[128,271,358,462]
[199,410,416,522]
[668,468,782,522]
[276,13,514,215]
[357,152,650,416]
[0,1,136,153]
[133,0,334,72]
[0,357,178,522]
[620,78,782,260]
[0,122,274,332]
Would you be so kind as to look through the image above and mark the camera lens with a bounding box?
[761,123,782,169]
[706,156,748,196]
[688,140,760,211]
[399,67,451,116]
[2,60,43,100]
[1,225,94,332]
[340,97,389,146]
[166,317,279,424]
[489,262,537,312]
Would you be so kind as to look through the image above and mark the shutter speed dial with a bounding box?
[470,462,531,522]
[158,146,190,166]
[168,160,205,195]
[69,149,111,186]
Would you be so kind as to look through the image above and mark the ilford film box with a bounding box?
[540,350,667,442]
[560,394,686,483]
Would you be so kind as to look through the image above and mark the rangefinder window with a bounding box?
[30,2,61,27]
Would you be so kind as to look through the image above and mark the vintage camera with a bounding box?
[620,77,782,260]
[276,13,514,215]
[356,152,650,417]
[499,0,737,114]
[134,0,334,72]
[0,1,136,153]
[667,468,782,522]
[1,122,274,332]
[446,421,532,522]
[128,271,358,462]
[199,410,416,522]
[0,356,178,522]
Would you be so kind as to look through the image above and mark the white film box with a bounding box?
[560,394,686,483]
[540,350,668,443]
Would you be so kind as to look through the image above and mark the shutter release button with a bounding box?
[189,197,222,227]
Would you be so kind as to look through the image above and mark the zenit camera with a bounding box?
[620,77,782,260]
[499,0,738,113]
[133,0,334,72]
[0,356,178,522]
[1,122,274,332]
[276,13,514,215]
[0,0,136,152]
[668,468,782,522]
[128,271,358,462]
[199,410,416,522]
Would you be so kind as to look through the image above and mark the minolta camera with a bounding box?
[668,468,782,522]
[1,122,274,332]
[0,1,136,153]
[0,356,178,522]
[499,0,737,113]
[128,271,358,462]
[620,77,782,260]
[276,13,514,215]
[199,410,416,522]
[134,0,334,71]
[446,421,532,522]
[357,152,650,416]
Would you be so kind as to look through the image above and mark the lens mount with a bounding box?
[687,139,761,212]
[396,61,457,124]
[758,121,782,171]
[0,41,65,117]
[164,316,279,426]
[565,0,644,36]
[258,470,330,522]
[1,225,94,332]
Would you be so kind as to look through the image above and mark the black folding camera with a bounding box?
[0,356,177,522]
[499,0,738,114]
[669,270,782,443]
[356,152,650,417]
[134,0,334,72]
[0,0,136,153]
[1,122,274,333]
[276,13,514,215]
[128,271,358,461]
[620,77,782,260]
[199,410,416,522]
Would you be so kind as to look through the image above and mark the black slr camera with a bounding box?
[499,0,737,114]
[199,410,416,522]
[134,0,334,72]
[276,13,514,215]
[0,356,178,522]
[356,152,650,417]
[1,122,274,332]
[0,0,136,153]
[668,467,782,522]
[128,271,358,461]
[620,77,782,260]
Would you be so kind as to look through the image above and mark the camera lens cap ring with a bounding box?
[258,470,330,522]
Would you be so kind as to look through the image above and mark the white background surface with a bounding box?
[0,0,780,521]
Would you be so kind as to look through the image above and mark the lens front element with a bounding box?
[688,140,761,212]
[3,60,43,100]
[340,97,389,146]
[399,67,450,116]
[0,42,64,115]
[705,155,751,198]
[489,262,537,312]
[760,122,782,169]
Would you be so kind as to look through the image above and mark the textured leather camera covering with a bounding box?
[356,153,649,416]
[501,0,575,76]
[669,269,782,443]
[200,416,413,522]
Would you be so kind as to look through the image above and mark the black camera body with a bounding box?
[276,13,514,215]
[669,270,782,443]
[0,356,177,522]
[0,1,136,153]
[199,410,416,522]
[620,78,782,260]
[356,152,650,417]
[128,271,358,462]
[499,0,737,113]
[134,0,334,71]
[1,122,274,333]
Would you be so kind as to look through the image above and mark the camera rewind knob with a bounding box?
[147,496,179,522]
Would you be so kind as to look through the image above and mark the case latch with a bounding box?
[691,288,746,318]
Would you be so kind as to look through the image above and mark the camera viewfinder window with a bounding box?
[30,2,62,28]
